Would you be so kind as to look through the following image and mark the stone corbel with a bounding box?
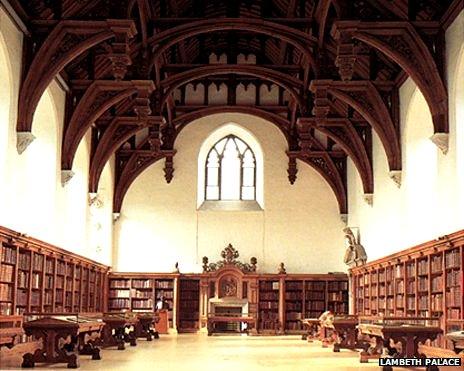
[61,170,75,187]
[340,214,348,225]
[17,132,36,154]
[363,193,373,206]
[88,192,104,208]
[388,170,402,188]
[430,133,449,155]
[112,212,121,223]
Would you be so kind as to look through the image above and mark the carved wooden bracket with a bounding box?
[286,156,298,185]
[310,79,401,172]
[17,19,137,141]
[299,117,374,195]
[332,21,448,134]
[106,20,137,80]
[287,149,348,214]
[89,115,165,193]
[113,148,175,213]
[202,244,257,273]
[61,80,155,171]
[163,152,175,184]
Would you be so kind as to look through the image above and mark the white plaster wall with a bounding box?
[0,8,114,264]
[115,113,347,274]
[347,10,464,260]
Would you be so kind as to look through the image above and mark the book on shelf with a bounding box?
[0,283,12,301]
[109,279,130,288]
[132,279,153,288]
[0,264,14,282]
[445,249,460,269]
[306,281,325,291]
[431,255,443,273]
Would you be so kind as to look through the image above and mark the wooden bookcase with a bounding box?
[107,273,177,330]
[178,278,200,332]
[0,226,109,315]
[258,275,349,334]
[351,230,464,348]
[258,279,280,331]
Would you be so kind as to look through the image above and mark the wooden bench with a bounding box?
[102,312,138,349]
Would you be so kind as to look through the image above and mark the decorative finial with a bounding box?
[174,262,180,273]
[278,262,286,274]
[250,257,257,272]
[202,256,209,273]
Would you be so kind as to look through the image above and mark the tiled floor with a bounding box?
[1,334,405,370]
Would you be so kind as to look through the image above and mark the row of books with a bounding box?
[109,279,130,288]
[179,300,199,308]
[180,291,200,300]
[108,298,130,308]
[431,255,443,273]
[328,281,348,291]
[406,263,415,276]
[179,312,199,320]
[285,312,302,320]
[180,280,199,290]
[18,253,31,271]
[306,301,325,311]
[259,301,279,310]
[446,270,461,287]
[259,281,279,291]
[0,264,13,281]
[446,288,461,307]
[1,246,16,264]
[132,279,153,288]
[431,276,443,292]
[306,282,325,291]
[445,249,460,269]
[285,281,303,290]
[306,291,325,300]
[285,302,302,311]
[259,292,279,301]
[0,283,12,300]
[132,299,154,308]
[327,292,347,301]
[418,277,428,291]
[285,292,302,300]
[109,289,131,298]
[259,311,279,320]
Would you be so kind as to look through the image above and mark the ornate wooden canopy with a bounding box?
[9,0,462,214]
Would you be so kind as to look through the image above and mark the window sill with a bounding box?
[198,200,263,211]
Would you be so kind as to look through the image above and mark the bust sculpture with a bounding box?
[343,227,367,267]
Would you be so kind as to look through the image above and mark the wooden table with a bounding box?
[300,318,319,342]
[447,330,464,354]
[102,313,138,350]
[135,313,160,341]
[332,315,365,352]
[207,315,257,336]
[357,318,442,371]
[21,316,104,368]
[0,315,24,349]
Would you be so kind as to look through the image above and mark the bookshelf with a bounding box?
[284,280,303,331]
[0,226,109,315]
[259,275,349,333]
[258,279,280,332]
[351,230,464,348]
[178,279,200,331]
[107,273,177,330]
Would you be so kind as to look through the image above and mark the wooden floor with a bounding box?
[1,334,403,370]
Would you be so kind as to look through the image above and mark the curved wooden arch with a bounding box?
[89,117,143,193]
[173,105,291,141]
[147,18,318,72]
[300,118,373,194]
[292,153,347,214]
[61,81,139,170]
[311,80,401,171]
[334,21,448,134]
[17,20,136,134]
[160,65,306,112]
[114,152,167,213]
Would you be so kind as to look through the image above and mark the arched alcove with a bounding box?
[403,87,438,242]
[0,31,13,216]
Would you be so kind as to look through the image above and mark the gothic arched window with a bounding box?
[205,135,256,201]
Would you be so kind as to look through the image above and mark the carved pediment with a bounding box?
[202,244,257,273]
